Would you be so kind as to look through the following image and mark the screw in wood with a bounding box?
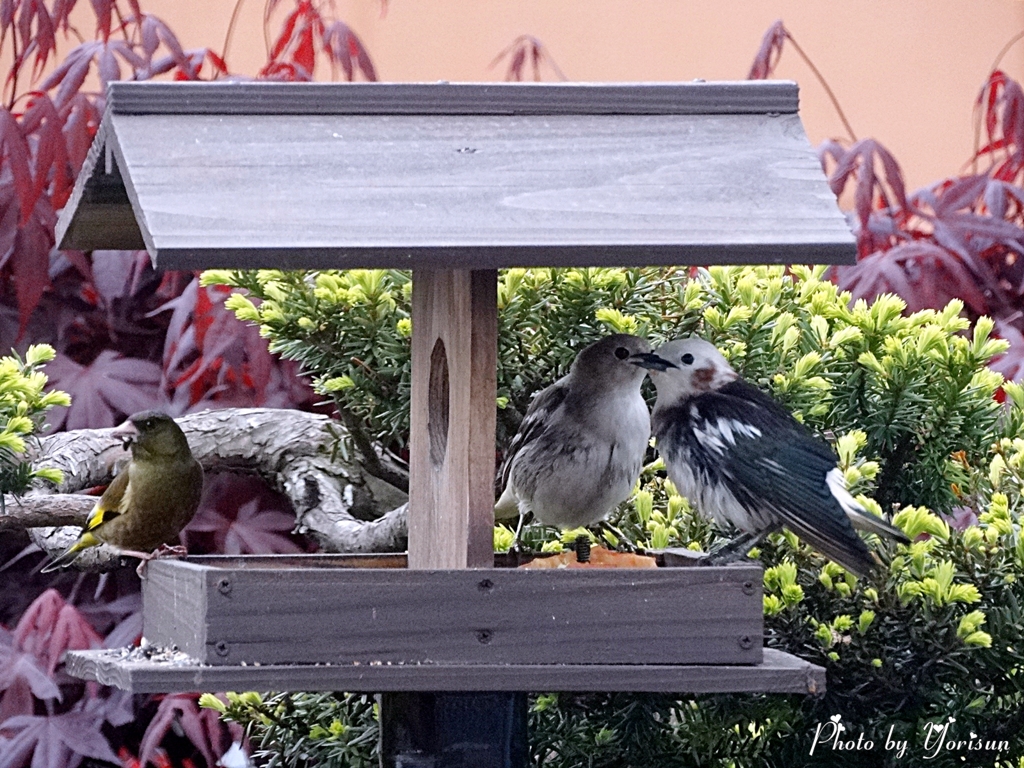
[738,635,754,650]
[477,578,494,592]
[574,535,591,563]
[218,578,232,595]
[742,581,755,595]
[476,630,493,645]
[215,640,230,657]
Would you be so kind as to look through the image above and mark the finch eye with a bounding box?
[614,347,630,360]
[680,353,695,365]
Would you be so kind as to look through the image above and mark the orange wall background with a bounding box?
[10,0,1024,190]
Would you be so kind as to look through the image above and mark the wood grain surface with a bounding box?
[408,269,497,569]
[65,647,824,694]
[141,559,764,666]
[56,82,856,267]
[102,81,801,116]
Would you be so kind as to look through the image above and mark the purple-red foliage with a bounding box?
[1,1,376,766]
[1,0,227,341]
[258,0,376,81]
[0,590,119,768]
[12,590,102,676]
[183,473,314,556]
[162,282,316,415]
[1,707,121,768]
[825,74,1024,373]
[0,589,240,768]
[138,695,242,768]
[747,20,788,81]
[749,23,1024,378]
[489,35,568,82]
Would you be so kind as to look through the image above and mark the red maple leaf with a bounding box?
[183,474,308,556]
[43,350,163,431]
[138,694,241,768]
[13,589,102,675]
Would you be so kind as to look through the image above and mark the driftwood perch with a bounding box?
[5,408,409,571]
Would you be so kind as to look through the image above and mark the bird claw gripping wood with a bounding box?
[124,543,189,578]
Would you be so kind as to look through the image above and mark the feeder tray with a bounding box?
[65,553,826,695]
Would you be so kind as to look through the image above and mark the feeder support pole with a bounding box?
[386,269,526,768]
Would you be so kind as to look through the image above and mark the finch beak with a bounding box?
[629,352,677,372]
[111,420,139,450]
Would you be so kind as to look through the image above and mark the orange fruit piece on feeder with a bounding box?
[519,546,657,569]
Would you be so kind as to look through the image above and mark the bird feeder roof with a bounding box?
[56,80,855,270]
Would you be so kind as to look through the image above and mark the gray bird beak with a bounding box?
[629,352,677,372]
[110,420,139,449]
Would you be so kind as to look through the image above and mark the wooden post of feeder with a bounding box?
[407,268,498,570]
[383,267,527,768]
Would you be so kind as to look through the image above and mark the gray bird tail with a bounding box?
[826,468,910,544]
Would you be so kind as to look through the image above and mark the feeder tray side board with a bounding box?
[141,558,764,667]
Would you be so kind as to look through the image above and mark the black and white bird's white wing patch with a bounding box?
[668,380,878,576]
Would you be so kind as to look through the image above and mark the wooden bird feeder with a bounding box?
[57,80,851,767]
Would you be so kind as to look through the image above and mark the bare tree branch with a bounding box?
[0,495,94,531]
[13,408,409,571]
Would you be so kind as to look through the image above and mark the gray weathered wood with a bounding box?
[178,553,410,568]
[408,269,497,569]
[56,82,856,267]
[65,647,824,694]
[104,80,799,116]
[140,557,763,666]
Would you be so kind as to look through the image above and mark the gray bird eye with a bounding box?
[614,347,630,360]
[680,353,694,365]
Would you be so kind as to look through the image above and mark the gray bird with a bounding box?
[494,334,657,531]
[637,337,909,577]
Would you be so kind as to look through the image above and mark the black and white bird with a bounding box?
[637,337,909,577]
[494,334,657,531]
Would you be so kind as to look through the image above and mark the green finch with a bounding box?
[42,410,204,573]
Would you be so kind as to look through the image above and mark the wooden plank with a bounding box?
[141,560,762,666]
[65,647,825,695]
[55,119,145,252]
[145,243,855,271]
[182,553,409,569]
[106,81,800,116]
[141,556,208,660]
[57,109,856,266]
[408,269,497,570]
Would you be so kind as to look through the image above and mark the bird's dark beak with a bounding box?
[111,420,139,450]
[629,352,677,372]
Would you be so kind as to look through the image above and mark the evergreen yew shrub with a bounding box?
[204,265,1024,767]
